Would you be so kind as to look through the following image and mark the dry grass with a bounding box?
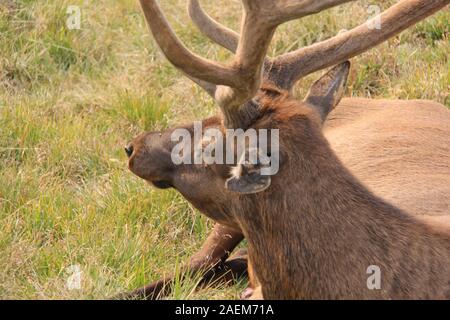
[0,0,448,299]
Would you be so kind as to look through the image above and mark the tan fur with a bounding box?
[326,98,450,219]
[245,97,450,299]
[248,286,264,300]
[233,95,450,299]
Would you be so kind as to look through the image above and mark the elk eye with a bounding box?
[124,144,134,157]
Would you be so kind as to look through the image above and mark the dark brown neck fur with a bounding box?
[234,96,450,299]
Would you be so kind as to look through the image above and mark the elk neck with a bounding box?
[233,106,450,299]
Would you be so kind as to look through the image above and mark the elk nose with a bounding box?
[124,144,134,158]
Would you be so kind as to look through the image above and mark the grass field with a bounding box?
[0,0,448,299]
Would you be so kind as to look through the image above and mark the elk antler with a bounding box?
[188,0,449,90]
[270,0,450,89]
[188,0,239,53]
[140,0,354,129]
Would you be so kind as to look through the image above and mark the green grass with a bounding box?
[0,0,448,299]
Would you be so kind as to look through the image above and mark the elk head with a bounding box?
[126,0,447,227]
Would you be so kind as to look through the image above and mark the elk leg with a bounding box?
[197,248,248,288]
[115,223,244,300]
[240,255,261,299]
[188,223,244,271]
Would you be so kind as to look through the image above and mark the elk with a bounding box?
[122,0,450,299]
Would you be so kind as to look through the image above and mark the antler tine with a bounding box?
[188,0,239,53]
[188,0,273,98]
[187,0,355,53]
[270,0,449,90]
[140,0,268,127]
[271,0,355,23]
[216,0,356,108]
[139,0,236,88]
[185,75,217,98]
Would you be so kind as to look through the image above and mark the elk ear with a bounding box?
[225,149,271,194]
[304,61,350,122]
